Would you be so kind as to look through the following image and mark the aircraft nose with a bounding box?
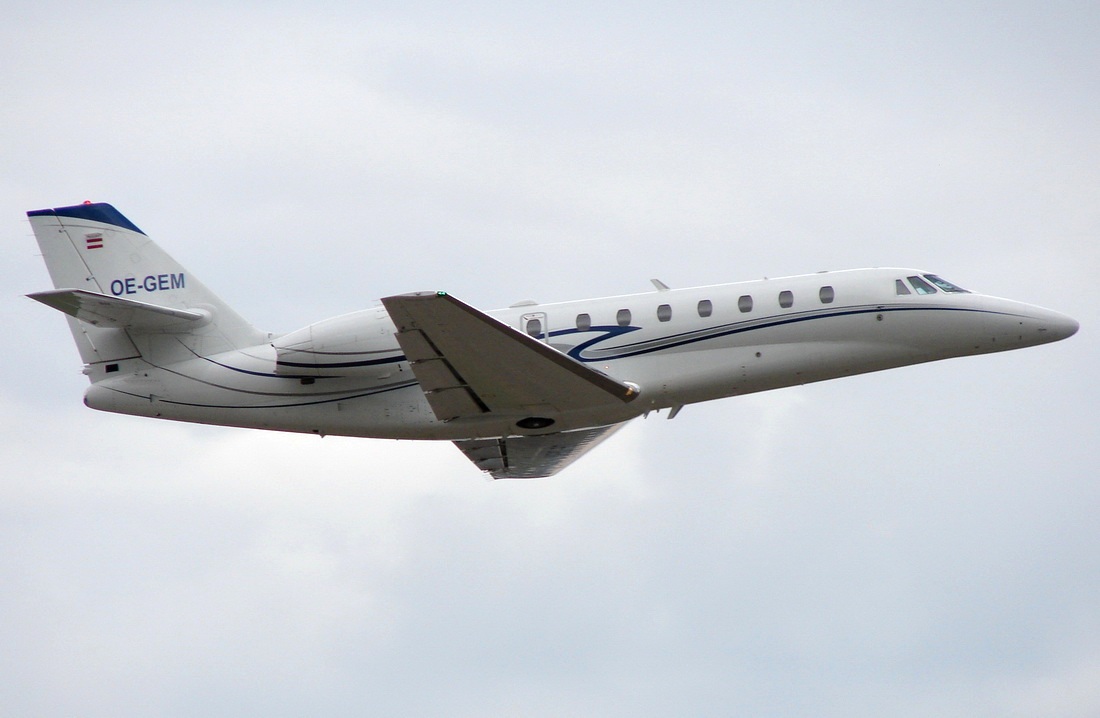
[1021,304,1079,345]
[982,297,1079,349]
[1041,310,1079,342]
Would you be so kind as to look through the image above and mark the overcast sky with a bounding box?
[2,2,1098,716]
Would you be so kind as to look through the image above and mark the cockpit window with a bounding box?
[907,275,937,295]
[924,274,969,293]
[895,279,912,295]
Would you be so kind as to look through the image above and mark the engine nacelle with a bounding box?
[273,307,402,377]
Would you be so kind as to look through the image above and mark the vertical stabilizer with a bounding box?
[28,202,266,368]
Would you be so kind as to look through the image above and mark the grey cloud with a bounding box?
[2,3,1098,716]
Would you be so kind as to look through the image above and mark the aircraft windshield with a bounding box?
[924,274,970,293]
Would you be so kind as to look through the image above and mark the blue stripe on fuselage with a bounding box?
[557,304,1017,361]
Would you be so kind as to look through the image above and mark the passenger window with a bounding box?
[819,286,835,304]
[617,309,632,326]
[895,279,912,295]
[526,318,542,337]
[738,295,753,313]
[779,290,794,308]
[697,300,713,318]
[907,275,937,295]
[657,304,672,322]
[576,313,591,331]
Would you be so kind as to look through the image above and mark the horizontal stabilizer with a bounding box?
[28,289,209,331]
[382,291,638,422]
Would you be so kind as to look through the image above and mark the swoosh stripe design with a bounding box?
[559,304,1023,361]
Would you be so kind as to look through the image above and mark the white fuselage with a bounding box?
[82,267,1078,440]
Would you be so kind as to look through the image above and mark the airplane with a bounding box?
[27,201,1079,478]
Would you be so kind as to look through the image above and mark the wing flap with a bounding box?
[455,422,629,479]
[382,292,638,423]
[412,357,466,390]
[28,289,209,331]
[382,320,489,420]
[396,329,439,362]
[427,386,487,421]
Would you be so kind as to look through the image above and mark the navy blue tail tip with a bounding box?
[27,202,144,235]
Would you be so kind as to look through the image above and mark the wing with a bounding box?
[455,422,629,479]
[381,292,638,422]
[28,289,209,331]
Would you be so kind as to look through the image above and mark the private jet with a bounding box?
[27,202,1078,477]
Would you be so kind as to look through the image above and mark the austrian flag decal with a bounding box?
[85,233,103,250]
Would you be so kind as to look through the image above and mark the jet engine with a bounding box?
[272,307,402,378]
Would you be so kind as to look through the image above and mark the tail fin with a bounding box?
[28,202,266,370]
